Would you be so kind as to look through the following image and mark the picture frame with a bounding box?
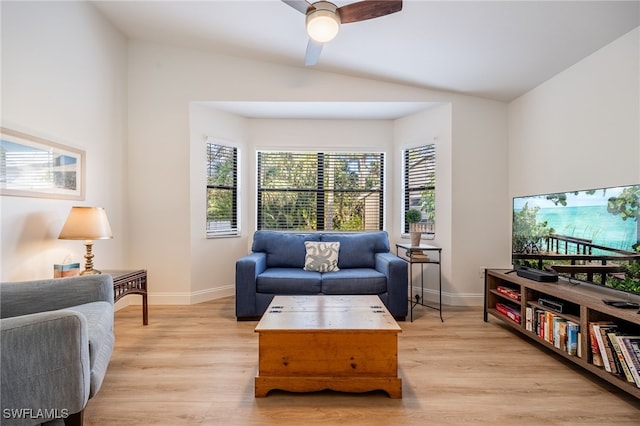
[0,127,85,200]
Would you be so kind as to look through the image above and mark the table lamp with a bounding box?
[58,206,113,275]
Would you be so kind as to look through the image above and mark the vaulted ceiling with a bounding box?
[91,1,640,118]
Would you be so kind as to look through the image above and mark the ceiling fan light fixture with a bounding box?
[306,2,340,43]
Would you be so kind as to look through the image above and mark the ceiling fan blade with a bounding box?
[282,0,312,15]
[338,0,403,24]
[304,39,323,66]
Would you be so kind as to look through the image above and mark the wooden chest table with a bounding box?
[254,295,402,398]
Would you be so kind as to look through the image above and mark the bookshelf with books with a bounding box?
[484,269,640,399]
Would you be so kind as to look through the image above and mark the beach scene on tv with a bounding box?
[512,184,640,296]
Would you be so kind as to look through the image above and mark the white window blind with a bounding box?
[206,142,238,237]
[257,151,384,231]
[403,144,436,234]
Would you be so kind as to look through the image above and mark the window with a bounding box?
[402,144,436,234]
[257,151,384,231]
[206,141,238,237]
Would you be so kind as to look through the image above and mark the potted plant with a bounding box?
[406,208,423,246]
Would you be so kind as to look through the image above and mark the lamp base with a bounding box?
[80,268,102,275]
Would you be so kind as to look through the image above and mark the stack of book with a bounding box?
[588,322,640,388]
[496,286,521,301]
[496,303,521,324]
[409,251,430,261]
[525,306,580,357]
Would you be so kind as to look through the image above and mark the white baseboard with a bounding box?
[409,285,484,307]
[117,285,480,307]
[190,285,234,304]
[145,285,234,305]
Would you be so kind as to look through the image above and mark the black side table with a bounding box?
[395,243,443,322]
[103,269,148,325]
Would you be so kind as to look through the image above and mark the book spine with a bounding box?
[630,340,640,360]
[618,338,640,388]
[538,311,545,340]
[577,332,582,358]
[593,324,611,372]
[545,312,554,344]
[559,320,567,352]
[599,326,618,375]
[566,322,579,356]
[553,317,566,349]
[607,333,635,383]
[525,306,533,332]
[589,323,604,367]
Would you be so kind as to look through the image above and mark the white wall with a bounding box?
[188,103,248,302]
[1,4,510,306]
[2,4,633,307]
[394,104,455,303]
[127,40,508,306]
[246,117,395,227]
[1,1,128,281]
[451,97,511,304]
[508,27,640,198]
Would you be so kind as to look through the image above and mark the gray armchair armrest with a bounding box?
[1,310,90,425]
[235,252,267,318]
[375,252,408,318]
[1,275,114,319]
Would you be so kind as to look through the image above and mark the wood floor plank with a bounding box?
[83,298,640,425]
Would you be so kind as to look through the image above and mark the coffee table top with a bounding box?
[255,295,401,333]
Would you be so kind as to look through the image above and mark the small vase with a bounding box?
[410,231,422,246]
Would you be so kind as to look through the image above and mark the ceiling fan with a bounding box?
[282,0,403,66]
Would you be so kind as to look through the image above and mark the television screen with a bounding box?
[512,184,640,295]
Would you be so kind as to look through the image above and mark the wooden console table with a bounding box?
[485,268,640,399]
[104,269,148,325]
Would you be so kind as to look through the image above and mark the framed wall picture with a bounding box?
[0,127,85,200]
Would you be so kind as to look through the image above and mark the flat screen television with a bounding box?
[512,183,640,296]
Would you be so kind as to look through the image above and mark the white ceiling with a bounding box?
[92,0,640,118]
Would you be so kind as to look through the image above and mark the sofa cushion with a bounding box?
[320,231,390,269]
[304,241,340,272]
[252,231,321,268]
[65,301,114,397]
[257,268,322,294]
[321,268,387,294]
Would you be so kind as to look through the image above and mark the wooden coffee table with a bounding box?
[254,295,402,398]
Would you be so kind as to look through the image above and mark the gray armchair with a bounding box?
[1,275,115,426]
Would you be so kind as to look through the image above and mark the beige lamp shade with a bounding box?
[59,206,113,240]
[59,206,113,275]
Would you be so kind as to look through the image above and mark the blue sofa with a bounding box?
[236,231,408,320]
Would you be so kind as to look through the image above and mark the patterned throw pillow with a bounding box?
[303,241,340,272]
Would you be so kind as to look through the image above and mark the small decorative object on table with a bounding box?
[405,208,423,246]
[410,250,429,261]
[53,262,80,278]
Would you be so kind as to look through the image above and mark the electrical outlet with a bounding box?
[479,267,485,279]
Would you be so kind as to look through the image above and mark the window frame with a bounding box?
[256,150,385,232]
[206,139,239,238]
[402,143,436,237]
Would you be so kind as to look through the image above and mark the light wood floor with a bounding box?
[84,298,640,425]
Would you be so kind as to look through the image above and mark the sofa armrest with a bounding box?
[235,253,267,318]
[1,311,90,424]
[375,253,408,318]
[1,275,114,319]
